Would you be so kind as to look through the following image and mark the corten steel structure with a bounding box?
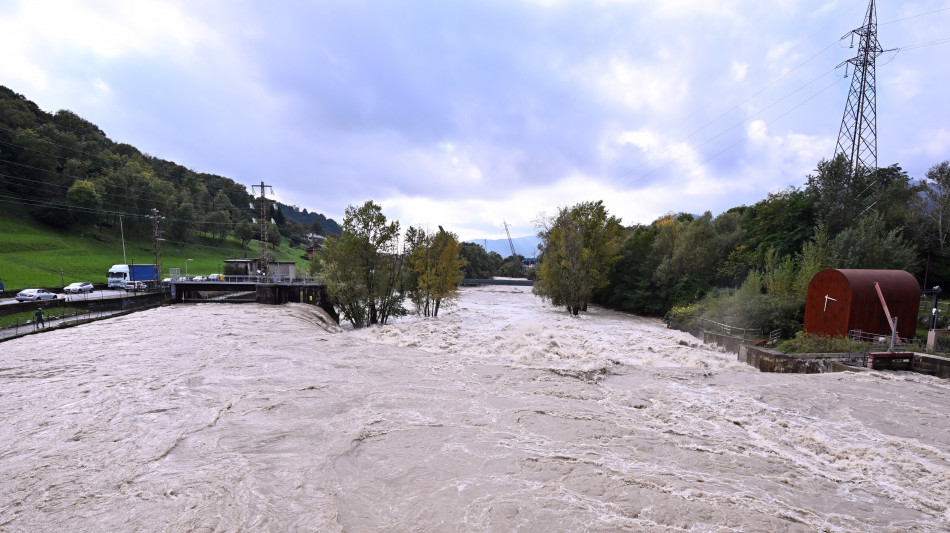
[803,269,920,339]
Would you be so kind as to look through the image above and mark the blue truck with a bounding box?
[107,264,159,289]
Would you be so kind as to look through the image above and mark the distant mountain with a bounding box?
[466,235,540,259]
[276,202,341,236]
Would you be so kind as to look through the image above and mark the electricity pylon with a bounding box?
[252,181,273,279]
[151,208,165,282]
[834,0,885,183]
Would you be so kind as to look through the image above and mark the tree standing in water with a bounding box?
[322,200,405,328]
[534,201,623,315]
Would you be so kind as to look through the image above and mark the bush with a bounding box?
[778,331,852,354]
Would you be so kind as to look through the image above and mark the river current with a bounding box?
[2,286,950,532]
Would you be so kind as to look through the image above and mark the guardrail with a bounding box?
[698,318,762,340]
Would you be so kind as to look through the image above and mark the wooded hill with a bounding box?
[0,85,339,250]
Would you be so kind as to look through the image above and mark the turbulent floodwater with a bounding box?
[2,287,950,532]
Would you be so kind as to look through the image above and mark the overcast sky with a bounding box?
[1,0,948,240]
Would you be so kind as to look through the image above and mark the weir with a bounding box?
[169,280,338,322]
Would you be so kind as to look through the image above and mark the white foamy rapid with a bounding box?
[2,286,950,532]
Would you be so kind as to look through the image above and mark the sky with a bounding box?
[1,0,948,240]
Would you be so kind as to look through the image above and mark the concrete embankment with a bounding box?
[669,320,950,379]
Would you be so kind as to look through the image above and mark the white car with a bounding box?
[16,289,58,302]
[124,281,146,292]
[64,282,94,294]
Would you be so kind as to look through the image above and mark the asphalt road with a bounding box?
[0,289,132,306]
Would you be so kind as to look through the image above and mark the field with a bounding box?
[0,210,310,291]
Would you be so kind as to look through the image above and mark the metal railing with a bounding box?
[699,318,763,340]
[0,293,166,342]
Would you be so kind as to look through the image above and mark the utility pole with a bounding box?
[151,208,165,282]
[120,215,127,264]
[834,0,887,210]
[252,181,273,280]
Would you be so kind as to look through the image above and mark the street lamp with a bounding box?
[186,258,193,278]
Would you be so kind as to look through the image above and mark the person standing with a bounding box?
[34,307,45,330]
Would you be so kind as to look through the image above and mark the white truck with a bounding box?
[107,264,159,289]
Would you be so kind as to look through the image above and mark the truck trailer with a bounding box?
[107,264,159,289]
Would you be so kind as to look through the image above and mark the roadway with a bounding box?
[0,289,134,306]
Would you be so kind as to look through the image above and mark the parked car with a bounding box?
[192,275,207,282]
[208,274,223,281]
[16,289,58,302]
[64,282,94,294]
[124,281,146,292]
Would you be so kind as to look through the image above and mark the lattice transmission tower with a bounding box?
[252,181,273,279]
[834,0,885,180]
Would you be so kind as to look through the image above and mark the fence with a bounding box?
[698,318,763,340]
[0,292,167,341]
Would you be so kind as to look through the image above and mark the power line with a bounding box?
[880,7,950,25]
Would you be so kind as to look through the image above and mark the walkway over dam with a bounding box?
[169,279,338,321]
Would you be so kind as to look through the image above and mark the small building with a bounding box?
[268,261,297,281]
[223,258,260,276]
[803,269,920,339]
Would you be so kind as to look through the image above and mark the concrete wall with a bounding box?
[737,345,859,374]
[663,320,950,378]
[912,354,950,379]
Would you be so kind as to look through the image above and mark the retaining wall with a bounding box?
[667,319,950,378]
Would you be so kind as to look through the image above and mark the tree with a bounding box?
[406,227,466,317]
[65,179,102,225]
[911,161,950,253]
[234,220,256,255]
[204,210,231,241]
[265,222,282,249]
[322,200,405,328]
[741,188,814,268]
[310,219,323,236]
[534,200,623,315]
[827,212,917,271]
[459,242,496,278]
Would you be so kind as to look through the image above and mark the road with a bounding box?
[0,289,132,306]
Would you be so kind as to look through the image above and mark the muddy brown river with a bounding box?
[2,286,949,531]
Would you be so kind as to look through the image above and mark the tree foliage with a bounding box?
[322,200,405,328]
[459,242,501,278]
[0,85,339,245]
[534,201,623,315]
[405,227,466,317]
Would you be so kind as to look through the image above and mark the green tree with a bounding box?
[234,220,256,254]
[322,200,405,327]
[310,219,324,235]
[534,200,623,315]
[204,210,231,241]
[827,212,917,271]
[910,161,950,253]
[406,227,466,317]
[65,179,102,225]
[459,242,496,278]
[740,188,814,268]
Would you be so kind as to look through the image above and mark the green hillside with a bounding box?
[0,205,309,291]
[0,84,333,292]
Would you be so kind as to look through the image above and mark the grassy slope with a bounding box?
[0,211,309,291]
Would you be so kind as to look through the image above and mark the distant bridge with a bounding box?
[460,279,534,287]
